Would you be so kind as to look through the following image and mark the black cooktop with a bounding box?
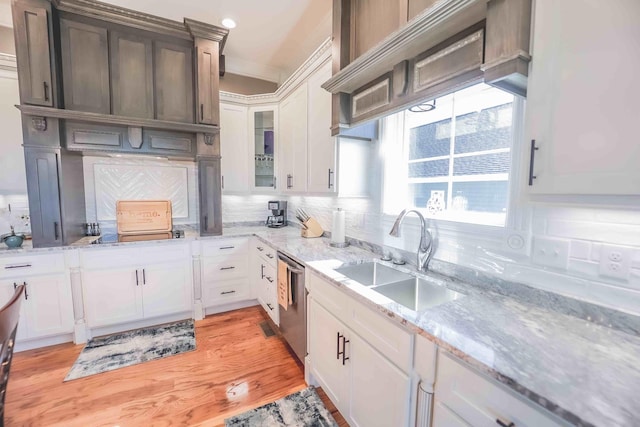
[92,229,185,244]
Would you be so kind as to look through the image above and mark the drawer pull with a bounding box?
[220,266,235,271]
[220,246,235,250]
[266,253,274,259]
[266,303,274,311]
[5,264,32,269]
[257,246,264,251]
[496,420,515,427]
[220,290,236,295]
[265,276,274,283]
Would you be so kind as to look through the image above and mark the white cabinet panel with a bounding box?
[525,0,640,195]
[307,61,336,193]
[279,84,308,192]
[349,333,411,427]
[142,261,192,318]
[433,400,471,427]
[0,281,28,341]
[22,275,74,339]
[435,351,562,427]
[309,298,350,415]
[220,103,249,192]
[83,268,143,328]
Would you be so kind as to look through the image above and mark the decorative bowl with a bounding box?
[1,228,26,248]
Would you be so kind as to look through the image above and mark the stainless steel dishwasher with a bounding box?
[277,252,306,363]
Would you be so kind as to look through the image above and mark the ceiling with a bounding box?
[0,0,331,84]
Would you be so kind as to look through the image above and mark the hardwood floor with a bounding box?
[6,306,348,426]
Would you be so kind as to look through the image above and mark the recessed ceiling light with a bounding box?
[221,18,236,29]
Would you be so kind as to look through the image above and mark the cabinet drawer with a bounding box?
[81,243,190,270]
[201,238,248,257]
[348,297,413,373]
[142,129,195,157]
[435,351,563,427]
[253,241,277,266]
[0,253,65,279]
[203,279,250,306]
[308,272,349,324]
[202,255,248,282]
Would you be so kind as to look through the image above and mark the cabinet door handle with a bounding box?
[5,264,32,270]
[142,268,146,285]
[200,104,204,121]
[496,420,515,427]
[336,332,341,360]
[261,264,265,279]
[204,215,208,231]
[43,81,49,101]
[13,282,26,300]
[54,221,60,241]
[135,270,139,286]
[221,175,224,190]
[287,174,293,189]
[328,168,334,188]
[220,266,235,271]
[528,139,539,186]
[341,336,349,365]
[221,290,236,295]
[273,176,277,189]
[266,303,274,311]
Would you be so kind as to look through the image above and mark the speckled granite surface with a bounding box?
[2,225,639,426]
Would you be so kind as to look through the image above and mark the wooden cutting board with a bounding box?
[116,200,172,234]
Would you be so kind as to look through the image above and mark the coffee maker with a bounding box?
[266,201,288,228]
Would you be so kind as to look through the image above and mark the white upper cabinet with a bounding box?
[279,83,308,192]
[307,61,337,193]
[220,103,249,192]
[524,0,640,195]
[250,106,278,191]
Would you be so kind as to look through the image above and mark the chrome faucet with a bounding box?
[389,209,434,271]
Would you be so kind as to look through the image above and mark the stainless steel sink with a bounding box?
[373,277,464,311]
[335,262,413,287]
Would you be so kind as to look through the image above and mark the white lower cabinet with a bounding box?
[81,243,193,329]
[0,274,74,342]
[309,295,412,427]
[434,351,563,427]
[201,238,250,309]
[250,238,279,325]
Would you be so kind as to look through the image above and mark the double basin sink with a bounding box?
[335,261,464,312]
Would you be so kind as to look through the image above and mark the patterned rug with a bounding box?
[64,319,195,381]
[225,386,338,427]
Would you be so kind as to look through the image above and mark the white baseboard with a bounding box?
[15,333,75,353]
[204,299,259,316]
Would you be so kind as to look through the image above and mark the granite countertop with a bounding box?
[1,225,638,426]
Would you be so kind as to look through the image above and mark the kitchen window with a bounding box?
[383,83,519,227]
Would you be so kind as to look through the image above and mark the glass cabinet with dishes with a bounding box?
[250,106,278,190]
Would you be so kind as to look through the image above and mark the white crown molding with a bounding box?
[220,37,332,106]
[0,53,17,77]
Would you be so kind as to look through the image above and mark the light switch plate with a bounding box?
[532,236,570,270]
[598,244,631,280]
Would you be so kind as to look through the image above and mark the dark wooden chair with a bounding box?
[0,284,25,427]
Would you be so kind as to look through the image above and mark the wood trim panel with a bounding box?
[17,105,219,134]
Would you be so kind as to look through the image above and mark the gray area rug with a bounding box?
[64,319,195,381]
[225,386,338,427]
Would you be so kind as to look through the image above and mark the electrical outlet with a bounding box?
[599,244,631,280]
[532,237,570,269]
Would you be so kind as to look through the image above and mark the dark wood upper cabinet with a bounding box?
[407,0,439,20]
[60,19,110,113]
[155,41,194,123]
[351,0,404,60]
[12,1,54,106]
[110,31,154,119]
[195,39,220,125]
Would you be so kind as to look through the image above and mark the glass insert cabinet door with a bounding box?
[254,110,275,188]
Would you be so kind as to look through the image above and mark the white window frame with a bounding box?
[380,84,531,251]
